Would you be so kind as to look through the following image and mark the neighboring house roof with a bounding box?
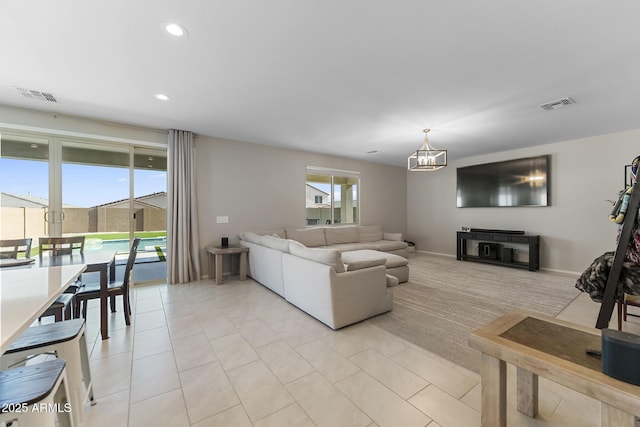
[0,192,166,209]
[306,184,331,208]
[306,184,329,196]
[1,192,77,208]
[92,191,166,209]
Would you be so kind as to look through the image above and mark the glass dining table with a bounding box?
[1,250,117,344]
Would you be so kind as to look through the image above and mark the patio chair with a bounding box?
[74,238,140,325]
[0,238,32,259]
[39,236,85,256]
[38,236,86,322]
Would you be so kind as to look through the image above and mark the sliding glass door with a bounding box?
[0,133,50,242]
[132,147,167,283]
[61,140,130,238]
[0,131,167,284]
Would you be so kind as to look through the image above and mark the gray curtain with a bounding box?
[167,129,201,284]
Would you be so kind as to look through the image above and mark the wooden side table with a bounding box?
[470,309,640,427]
[206,245,249,285]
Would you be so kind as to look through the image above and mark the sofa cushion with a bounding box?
[358,225,384,243]
[386,274,400,287]
[363,240,408,253]
[252,228,286,238]
[289,241,345,273]
[345,257,386,272]
[383,232,403,241]
[262,235,290,252]
[383,254,408,268]
[342,249,408,268]
[286,227,327,247]
[266,229,287,238]
[325,226,359,245]
[326,242,369,252]
[239,231,263,245]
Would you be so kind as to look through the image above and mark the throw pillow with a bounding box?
[383,232,403,241]
[325,226,359,245]
[240,231,263,245]
[262,235,290,252]
[358,225,384,242]
[285,227,327,247]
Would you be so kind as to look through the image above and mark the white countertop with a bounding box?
[1,263,86,354]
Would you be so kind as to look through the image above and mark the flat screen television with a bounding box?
[456,155,550,207]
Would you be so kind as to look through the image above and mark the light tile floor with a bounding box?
[78,271,640,427]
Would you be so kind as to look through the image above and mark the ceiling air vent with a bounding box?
[539,97,575,111]
[16,87,58,103]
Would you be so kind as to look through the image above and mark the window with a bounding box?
[306,166,359,225]
[0,130,167,284]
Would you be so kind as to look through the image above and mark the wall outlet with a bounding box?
[216,216,229,224]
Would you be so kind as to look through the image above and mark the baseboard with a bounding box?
[415,250,581,276]
[415,250,455,258]
[539,267,580,277]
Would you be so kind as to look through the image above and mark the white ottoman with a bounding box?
[342,249,409,283]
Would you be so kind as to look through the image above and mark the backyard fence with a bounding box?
[1,206,166,240]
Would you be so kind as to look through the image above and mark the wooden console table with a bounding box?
[206,245,249,285]
[470,310,640,426]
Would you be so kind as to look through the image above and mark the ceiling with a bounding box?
[2,1,639,167]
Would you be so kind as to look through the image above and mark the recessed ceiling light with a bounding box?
[155,94,170,101]
[165,23,187,37]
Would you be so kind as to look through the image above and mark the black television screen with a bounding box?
[456,155,549,207]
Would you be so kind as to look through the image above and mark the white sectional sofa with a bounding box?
[283,224,410,282]
[286,224,408,258]
[238,224,405,329]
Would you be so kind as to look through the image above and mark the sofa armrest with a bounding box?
[282,253,391,329]
[328,266,392,328]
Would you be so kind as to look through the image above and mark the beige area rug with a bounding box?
[370,253,581,373]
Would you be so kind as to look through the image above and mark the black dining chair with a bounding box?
[39,236,85,257]
[38,236,86,322]
[75,238,140,325]
[0,238,32,259]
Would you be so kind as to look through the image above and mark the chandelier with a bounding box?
[407,129,447,172]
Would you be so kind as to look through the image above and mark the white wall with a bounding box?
[195,136,407,269]
[0,106,407,277]
[407,128,640,273]
[7,105,634,275]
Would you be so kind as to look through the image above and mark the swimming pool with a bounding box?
[85,237,167,253]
